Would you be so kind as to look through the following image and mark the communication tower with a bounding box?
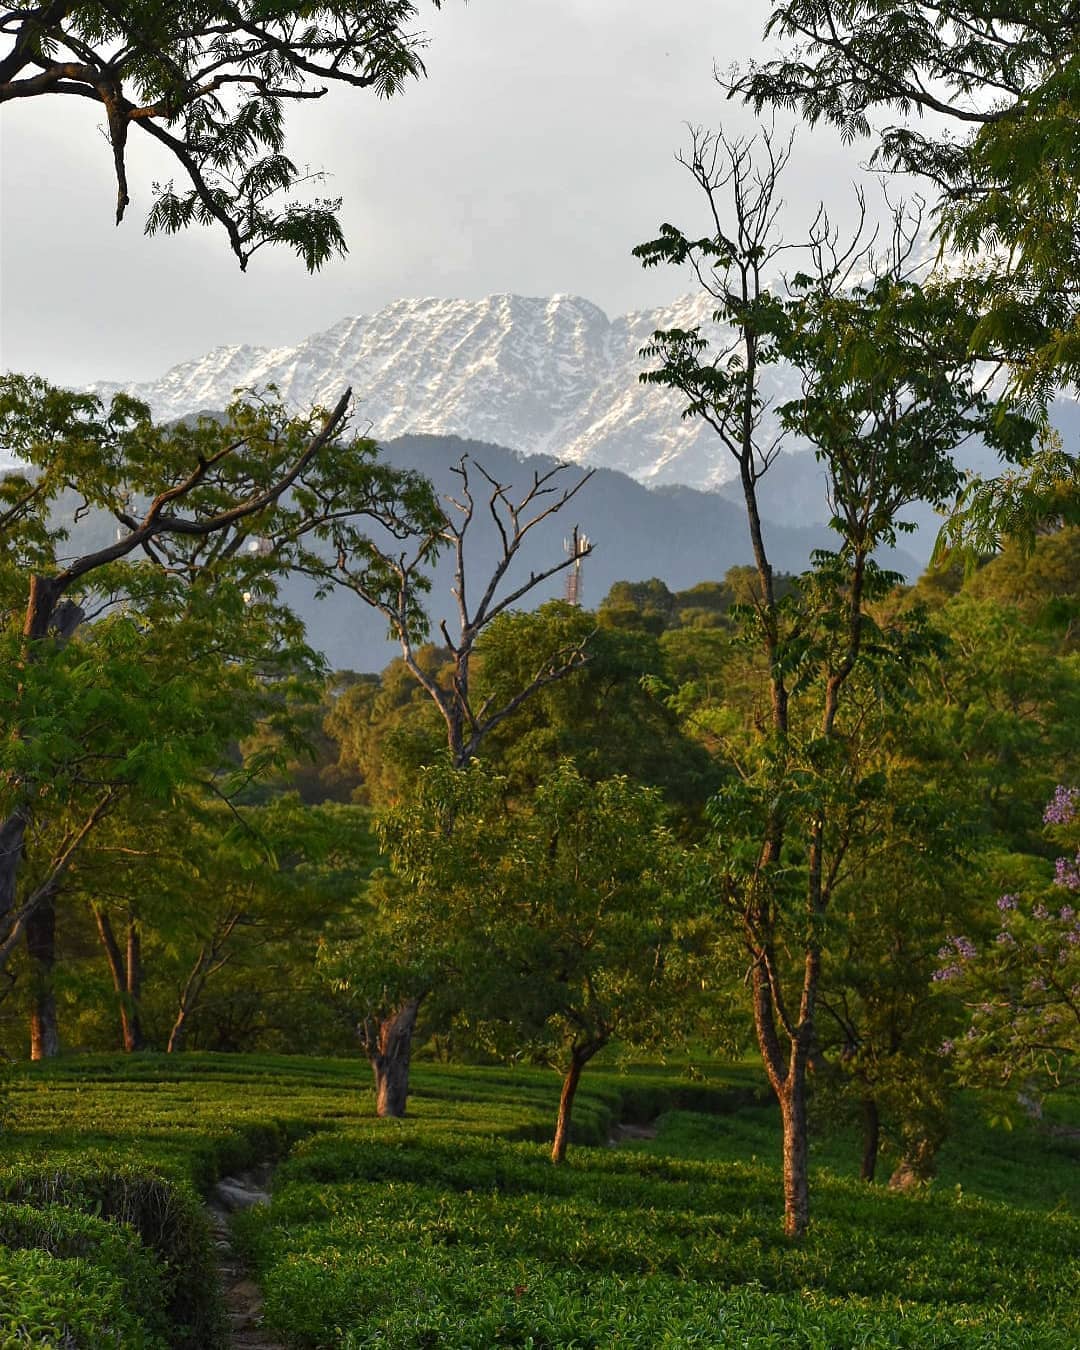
[564,527,589,607]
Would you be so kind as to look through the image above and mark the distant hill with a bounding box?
[283,434,921,672]
[84,290,1078,508]
[6,432,990,674]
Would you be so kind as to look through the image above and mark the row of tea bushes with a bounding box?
[234,1106,1080,1348]
[3,1054,1077,1347]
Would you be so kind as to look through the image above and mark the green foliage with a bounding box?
[0,2,446,269]
[237,1080,1078,1348]
[739,2,1080,391]
[0,1247,166,1348]
[0,1202,168,1341]
[738,2,1078,559]
[473,604,720,817]
[2,1054,1077,1347]
[0,1167,219,1348]
[0,374,443,1014]
[325,649,450,807]
[939,787,1080,1103]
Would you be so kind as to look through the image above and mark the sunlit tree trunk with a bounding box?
[26,896,59,1060]
[368,998,421,1118]
[551,1041,603,1164]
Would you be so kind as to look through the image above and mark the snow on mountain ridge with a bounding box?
[89,292,744,489]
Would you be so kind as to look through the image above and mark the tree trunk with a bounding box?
[551,1050,586,1164]
[860,1097,880,1183]
[26,896,59,1060]
[779,1072,809,1238]
[370,998,421,1117]
[167,1008,188,1055]
[0,811,28,933]
[551,1041,604,1164]
[1,586,87,978]
[124,920,144,1051]
[888,1134,937,1191]
[94,906,145,1052]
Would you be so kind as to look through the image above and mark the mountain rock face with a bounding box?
[90,293,795,489]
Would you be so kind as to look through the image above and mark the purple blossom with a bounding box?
[1026,977,1047,993]
[1033,903,1050,921]
[938,935,976,961]
[1060,906,1076,923]
[1044,785,1079,827]
[1066,930,1080,946]
[933,965,961,982]
[1053,855,1080,892]
[996,931,1016,946]
[997,894,1018,912]
[938,1039,954,1057]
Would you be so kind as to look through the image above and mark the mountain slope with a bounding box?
[89,293,793,490]
[285,434,920,672]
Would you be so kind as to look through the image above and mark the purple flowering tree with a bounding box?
[937,787,1080,1103]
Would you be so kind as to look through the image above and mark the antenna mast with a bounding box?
[564,526,589,607]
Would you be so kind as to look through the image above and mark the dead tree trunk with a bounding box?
[26,896,59,1060]
[366,999,421,1118]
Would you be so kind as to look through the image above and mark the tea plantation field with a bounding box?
[0,1054,1076,1347]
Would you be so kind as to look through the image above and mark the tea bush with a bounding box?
[0,1246,165,1348]
[1,1053,1076,1347]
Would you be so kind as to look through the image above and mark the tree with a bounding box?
[811,765,974,1187]
[0,376,442,1032]
[305,458,595,1115]
[0,1,447,270]
[40,606,320,1056]
[738,2,1080,390]
[634,126,1027,1234]
[481,764,694,1164]
[352,760,694,1160]
[472,603,719,818]
[309,456,594,771]
[737,4,1079,553]
[938,785,1080,1105]
[317,764,502,1117]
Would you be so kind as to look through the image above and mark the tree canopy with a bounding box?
[738,2,1080,391]
[0,1,445,269]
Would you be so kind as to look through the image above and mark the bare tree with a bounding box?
[306,454,595,1114]
[334,456,594,766]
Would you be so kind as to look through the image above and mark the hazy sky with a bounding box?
[0,0,870,389]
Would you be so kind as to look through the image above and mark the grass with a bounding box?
[0,1053,1076,1347]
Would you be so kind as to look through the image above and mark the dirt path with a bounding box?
[607,1121,658,1146]
[205,1163,285,1350]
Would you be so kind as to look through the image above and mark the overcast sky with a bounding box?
[0,0,872,389]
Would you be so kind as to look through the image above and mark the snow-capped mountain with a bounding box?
[89,293,794,490]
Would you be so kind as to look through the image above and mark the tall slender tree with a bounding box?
[635,126,1029,1234]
